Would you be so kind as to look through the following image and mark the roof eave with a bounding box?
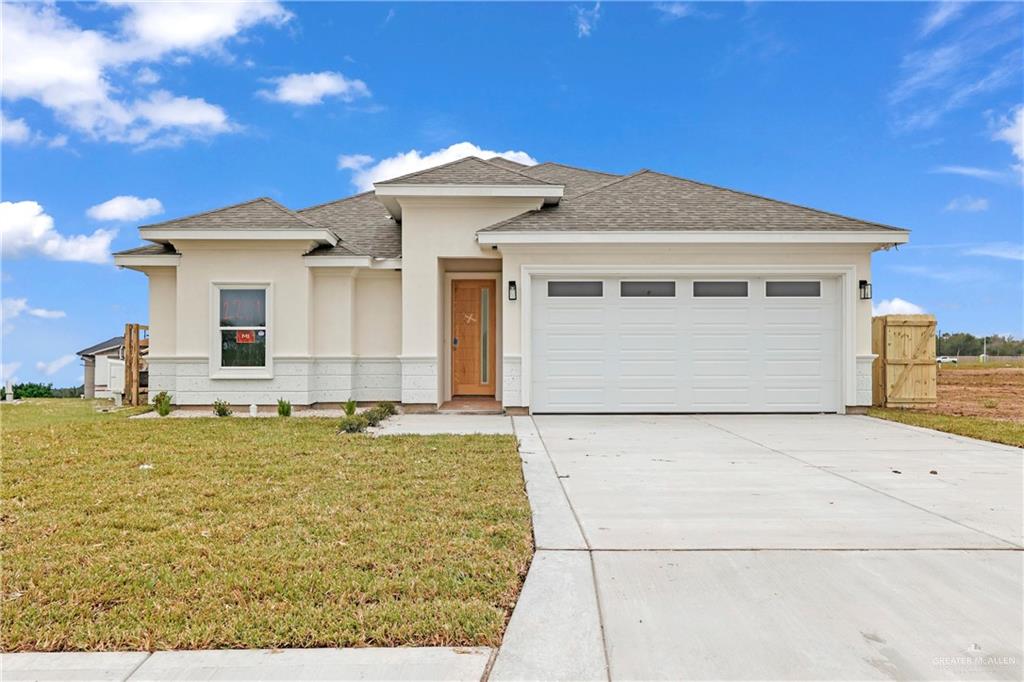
[137,227,339,246]
[113,253,182,270]
[373,184,564,220]
[476,230,911,246]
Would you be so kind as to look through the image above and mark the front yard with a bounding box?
[869,365,1024,447]
[0,400,532,652]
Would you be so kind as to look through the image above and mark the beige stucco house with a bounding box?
[114,156,908,413]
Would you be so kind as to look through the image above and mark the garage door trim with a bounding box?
[518,264,858,414]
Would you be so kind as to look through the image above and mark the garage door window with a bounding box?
[766,281,821,297]
[548,281,603,297]
[621,281,676,297]
[693,281,748,297]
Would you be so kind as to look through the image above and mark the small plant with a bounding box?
[339,414,368,433]
[982,399,998,409]
[343,398,358,416]
[153,391,172,417]
[213,399,232,417]
[363,405,387,427]
[277,398,292,417]
[375,401,397,417]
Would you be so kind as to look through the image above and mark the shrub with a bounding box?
[363,405,386,427]
[343,399,358,416]
[277,398,292,417]
[153,391,173,417]
[375,401,397,417]
[213,399,232,417]
[339,414,368,433]
[1,382,54,400]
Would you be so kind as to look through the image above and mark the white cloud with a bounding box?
[337,142,538,192]
[0,201,116,264]
[36,354,77,376]
[2,297,66,335]
[930,165,1007,181]
[943,195,989,212]
[574,3,601,38]
[135,67,160,85]
[888,4,1022,132]
[87,195,164,222]
[920,2,965,38]
[1,112,31,143]
[654,3,694,21]
[1,2,289,147]
[965,242,1024,261]
[991,104,1023,175]
[873,298,927,316]
[1,362,21,383]
[258,72,371,106]
[337,153,374,171]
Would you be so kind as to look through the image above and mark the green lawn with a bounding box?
[1,400,532,652]
[868,408,1024,448]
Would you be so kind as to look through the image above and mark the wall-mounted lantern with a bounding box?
[508,280,518,301]
[859,280,872,300]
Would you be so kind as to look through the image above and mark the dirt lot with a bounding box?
[930,367,1023,421]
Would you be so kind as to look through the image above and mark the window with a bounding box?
[621,281,676,297]
[693,281,748,297]
[218,287,268,369]
[766,281,821,297]
[548,281,603,297]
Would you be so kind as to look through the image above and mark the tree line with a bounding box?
[936,333,1024,357]
[1,383,84,399]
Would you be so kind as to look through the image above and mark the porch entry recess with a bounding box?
[451,279,497,396]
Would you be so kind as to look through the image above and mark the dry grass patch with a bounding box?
[1,400,531,651]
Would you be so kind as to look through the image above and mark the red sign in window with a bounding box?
[235,330,256,344]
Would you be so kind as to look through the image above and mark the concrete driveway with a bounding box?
[491,415,1023,681]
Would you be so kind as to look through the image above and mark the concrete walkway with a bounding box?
[2,647,493,681]
[491,415,1023,681]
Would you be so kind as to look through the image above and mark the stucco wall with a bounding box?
[173,241,314,358]
[398,196,540,403]
[145,267,177,356]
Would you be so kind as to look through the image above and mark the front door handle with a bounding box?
[452,337,458,348]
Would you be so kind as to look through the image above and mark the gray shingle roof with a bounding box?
[298,192,401,258]
[374,156,559,186]
[480,170,907,233]
[112,243,178,256]
[77,336,124,357]
[140,197,322,231]
[484,157,530,171]
[514,161,620,199]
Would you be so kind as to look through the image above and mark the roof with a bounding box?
[77,336,124,357]
[484,157,530,171]
[374,156,559,187]
[112,243,178,257]
[139,197,321,231]
[480,170,907,233]
[514,161,620,199]
[298,192,401,258]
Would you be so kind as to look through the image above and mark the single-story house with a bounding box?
[114,156,909,413]
[76,336,125,399]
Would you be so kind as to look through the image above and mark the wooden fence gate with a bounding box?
[871,315,937,408]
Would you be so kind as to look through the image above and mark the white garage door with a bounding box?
[531,276,840,413]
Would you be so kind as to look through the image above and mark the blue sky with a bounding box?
[2,1,1022,388]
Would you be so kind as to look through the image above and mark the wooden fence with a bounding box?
[872,315,937,408]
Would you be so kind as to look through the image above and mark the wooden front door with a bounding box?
[452,279,497,396]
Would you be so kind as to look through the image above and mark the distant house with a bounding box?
[76,336,124,399]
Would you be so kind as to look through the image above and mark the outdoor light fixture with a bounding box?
[859,280,872,300]
[508,281,518,301]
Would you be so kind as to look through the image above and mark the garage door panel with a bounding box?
[532,276,840,413]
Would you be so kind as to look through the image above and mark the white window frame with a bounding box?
[764,279,823,298]
[692,280,750,298]
[210,282,273,379]
[618,279,678,298]
[546,280,605,298]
